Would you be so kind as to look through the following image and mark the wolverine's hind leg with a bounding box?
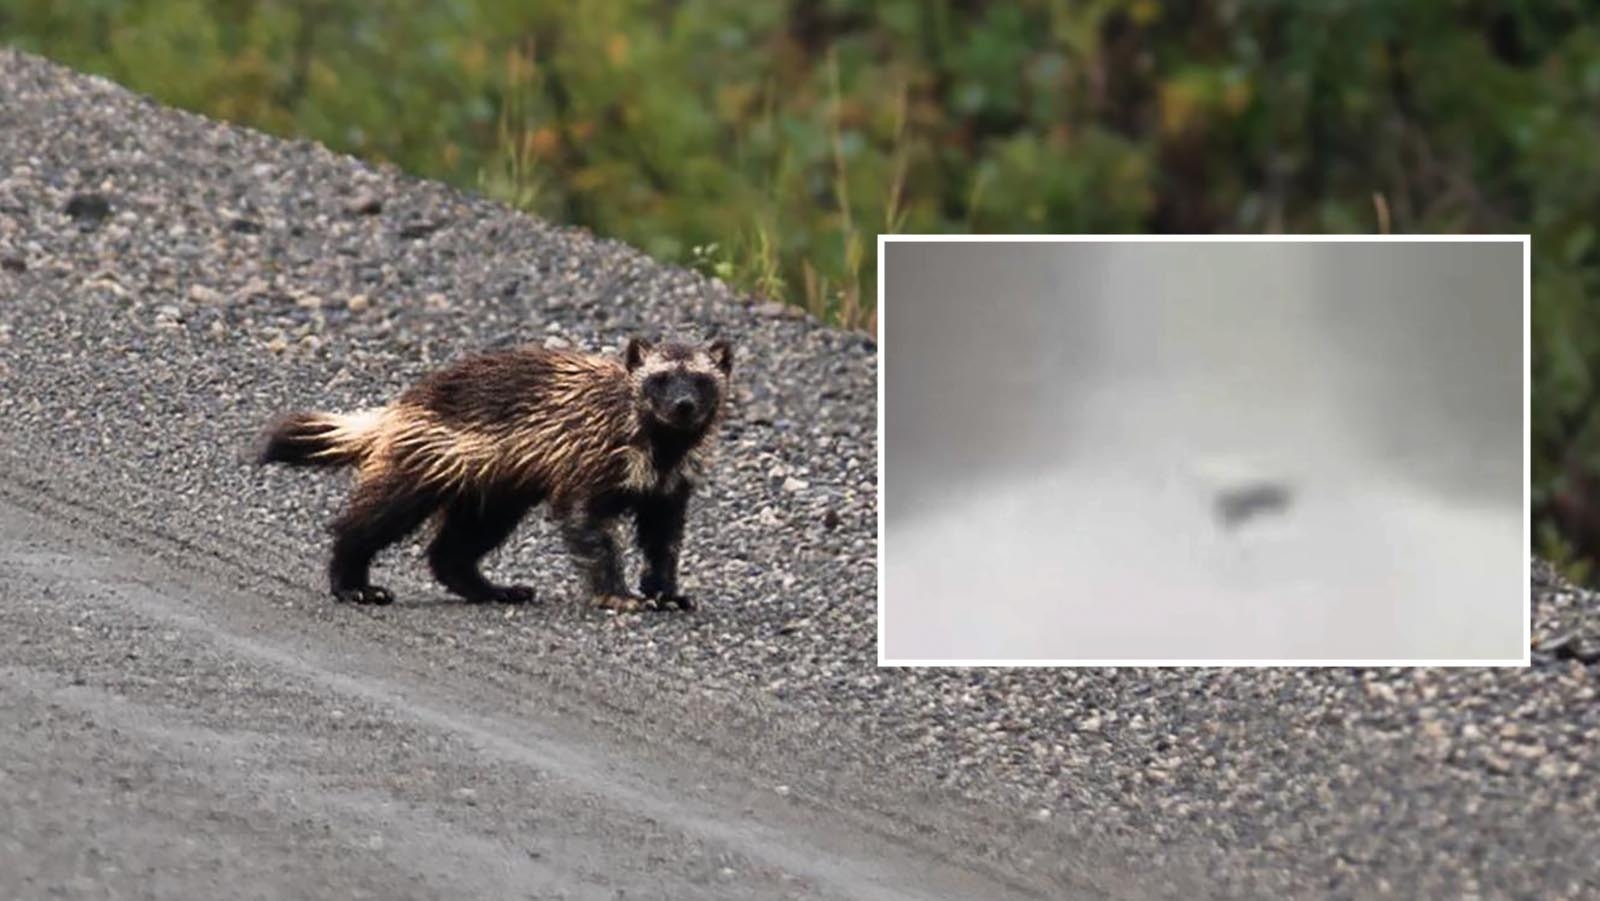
[328,474,439,605]
[427,494,538,604]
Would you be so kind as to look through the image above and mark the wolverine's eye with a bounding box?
[643,374,669,394]
[687,374,718,404]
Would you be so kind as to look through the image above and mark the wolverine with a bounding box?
[256,337,733,611]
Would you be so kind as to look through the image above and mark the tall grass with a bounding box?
[479,41,545,213]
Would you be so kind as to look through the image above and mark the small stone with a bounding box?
[822,509,841,530]
[228,217,264,234]
[266,335,289,353]
[773,784,790,797]
[782,476,809,493]
[346,191,383,215]
[1364,681,1398,704]
[1509,742,1546,761]
[400,220,443,239]
[187,284,220,303]
[1544,630,1600,664]
[86,275,127,297]
[1,256,24,273]
[295,294,324,310]
[756,301,788,318]
[346,293,370,312]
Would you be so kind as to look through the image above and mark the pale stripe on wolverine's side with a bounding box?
[257,337,732,611]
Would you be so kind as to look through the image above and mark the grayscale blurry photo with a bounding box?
[881,238,1526,663]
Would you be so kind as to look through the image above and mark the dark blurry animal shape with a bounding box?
[1214,481,1293,530]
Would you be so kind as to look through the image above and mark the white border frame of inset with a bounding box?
[876,234,1532,668]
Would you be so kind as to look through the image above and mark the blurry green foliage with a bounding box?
[3,0,1599,564]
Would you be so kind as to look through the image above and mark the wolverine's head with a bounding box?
[625,337,733,434]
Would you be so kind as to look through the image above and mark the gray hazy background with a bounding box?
[882,240,1525,662]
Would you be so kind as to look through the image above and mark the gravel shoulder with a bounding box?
[1,48,1597,899]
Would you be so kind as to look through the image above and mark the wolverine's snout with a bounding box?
[671,396,700,424]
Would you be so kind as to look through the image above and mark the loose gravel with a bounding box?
[1,48,1596,898]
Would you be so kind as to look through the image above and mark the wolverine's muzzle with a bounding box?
[670,396,702,427]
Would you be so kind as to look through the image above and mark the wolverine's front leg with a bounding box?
[560,507,641,611]
[634,485,693,610]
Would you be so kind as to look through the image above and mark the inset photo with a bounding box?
[879,237,1528,665]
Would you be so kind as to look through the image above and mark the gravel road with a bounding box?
[1,49,1596,899]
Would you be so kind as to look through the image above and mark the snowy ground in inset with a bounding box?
[884,391,1525,663]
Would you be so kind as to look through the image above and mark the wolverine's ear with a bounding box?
[707,339,733,376]
[624,337,653,371]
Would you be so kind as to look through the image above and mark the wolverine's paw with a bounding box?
[591,593,646,613]
[479,585,535,605]
[639,577,694,611]
[654,593,695,611]
[333,586,394,606]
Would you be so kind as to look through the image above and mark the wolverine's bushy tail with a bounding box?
[256,410,383,468]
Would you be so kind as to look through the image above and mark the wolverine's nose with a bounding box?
[672,398,698,420]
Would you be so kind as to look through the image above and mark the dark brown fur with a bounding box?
[257,337,733,609]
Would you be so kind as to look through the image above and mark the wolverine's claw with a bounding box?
[639,577,694,611]
[592,593,645,613]
[333,586,394,606]
[649,592,694,614]
[499,584,537,604]
[477,584,535,604]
